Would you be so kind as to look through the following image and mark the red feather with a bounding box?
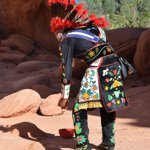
[81,9,88,19]
[76,9,83,17]
[62,0,69,6]
[48,0,53,6]
[75,3,84,11]
[93,18,101,25]
[49,1,109,32]
[88,14,97,21]
[53,0,57,3]
[98,18,110,28]
[74,3,84,18]
[70,0,76,5]
[50,17,63,32]
[58,0,63,2]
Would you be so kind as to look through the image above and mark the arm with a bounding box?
[58,40,74,108]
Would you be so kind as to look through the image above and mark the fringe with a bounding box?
[78,101,103,110]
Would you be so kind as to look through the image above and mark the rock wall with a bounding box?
[0,0,149,100]
[106,27,146,62]
[134,29,150,76]
[0,0,58,54]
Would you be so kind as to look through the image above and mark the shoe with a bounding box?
[98,143,114,150]
[76,144,91,150]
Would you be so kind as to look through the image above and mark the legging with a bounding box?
[72,102,116,149]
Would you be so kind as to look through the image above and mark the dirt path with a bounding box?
[0,84,150,150]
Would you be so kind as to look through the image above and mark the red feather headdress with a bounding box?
[48,0,109,33]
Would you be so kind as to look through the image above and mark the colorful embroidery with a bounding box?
[99,27,106,42]
[107,47,112,53]
[76,145,88,150]
[79,52,128,112]
[74,103,79,112]
[59,46,71,99]
[110,122,115,144]
[77,135,87,145]
[79,67,100,102]
[90,58,103,67]
[75,122,82,134]
[78,101,103,110]
[85,44,113,63]
[88,50,95,57]
[61,84,70,99]
[99,58,129,112]
[72,114,75,123]
[73,104,89,149]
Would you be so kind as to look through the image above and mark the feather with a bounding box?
[50,17,63,32]
[76,9,83,17]
[53,0,57,3]
[62,0,69,6]
[49,1,109,33]
[98,18,110,28]
[73,3,84,19]
[48,0,53,6]
[75,3,83,11]
[88,14,97,21]
[67,9,77,20]
[93,18,101,26]
[81,9,88,19]
[70,0,76,5]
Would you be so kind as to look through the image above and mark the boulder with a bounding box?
[134,29,150,76]
[31,84,52,98]
[15,61,59,73]
[106,28,146,62]
[34,54,59,62]
[11,75,51,91]
[0,89,41,118]
[0,46,12,52]
[0,53,26,64]
[1,34,35,54]
[39,93,63,116]
[0,0,58,54]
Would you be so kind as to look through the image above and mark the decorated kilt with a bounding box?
[78,53,129,112]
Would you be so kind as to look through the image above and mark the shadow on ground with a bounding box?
[0,122,98,150]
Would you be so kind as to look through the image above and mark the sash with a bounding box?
[65,29,100,43]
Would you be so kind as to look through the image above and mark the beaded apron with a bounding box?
[77,44,129,112]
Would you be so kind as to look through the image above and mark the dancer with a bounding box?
[48,1,129,150]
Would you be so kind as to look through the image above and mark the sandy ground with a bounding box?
[0,81,150,150]
[0,110,149,150]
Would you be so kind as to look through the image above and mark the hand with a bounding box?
[58,97,68,110]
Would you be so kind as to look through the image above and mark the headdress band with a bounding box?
[48,0,110,33]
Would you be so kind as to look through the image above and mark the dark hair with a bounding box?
[63,25,100,36]
[87,25,100,36]
[77,25,100,36]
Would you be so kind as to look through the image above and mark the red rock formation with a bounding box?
[0,0,58,54]
[134,29,150,76]
[39,93,63,116]
[0,89,41,118]
[0,2,149,149]
[0,28,148,99]
[1,34,35,54]
[106,28,146,62]
[0,31,61,99]
[0,0,149,101]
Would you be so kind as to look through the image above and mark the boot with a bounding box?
[98,143,114,150]
[75,119,91,150]
[76,144,90,150]
[73,107,91,150]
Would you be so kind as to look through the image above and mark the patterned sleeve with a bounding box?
[59,41,74,99]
